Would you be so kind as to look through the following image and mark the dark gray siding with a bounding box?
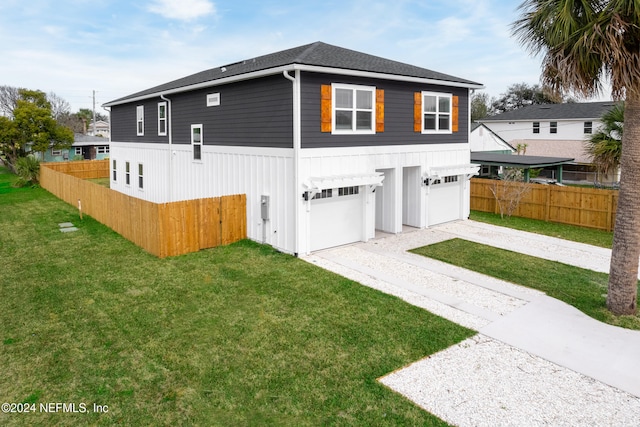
[300,71,469,149]
[110,74,294,148]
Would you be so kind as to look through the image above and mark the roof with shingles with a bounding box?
[105,41,482,106]
[480,101,620,122]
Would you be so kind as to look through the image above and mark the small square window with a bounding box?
[75,147,83,156]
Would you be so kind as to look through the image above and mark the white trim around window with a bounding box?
[136,105,144,136]
[191,124,203,161]
[158,102,167,136]
[421,92,452,134]
[331,83,376,135]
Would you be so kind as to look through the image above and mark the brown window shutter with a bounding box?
[414,92,422,132]
[321,85,332,132]
[452,95,459,132]
[376,89,384,132]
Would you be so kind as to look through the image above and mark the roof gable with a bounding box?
[105,42,481,106]
[481,101,620,122]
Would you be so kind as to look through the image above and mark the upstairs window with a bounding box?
[584,121,593,134]
[125,161,131,186]
[158,102,167,136]
[191,124,202,161]
[136,106,144,136]
[421,92,452,134]
[533,122,540,134]
[550,121,558,134]
[332,84,375,134]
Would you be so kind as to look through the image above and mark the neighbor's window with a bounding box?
[158,102,167,136]
[550,121,558,134]
[138,163,143,189]
[125,161,130,185]
[97,146,109,154]
[191,124,202,161]
[332,83,375,134]
[75,147,83,156]
[51,149,62,156]
[422,92,452,133]
[584,121,593,134]
[533,122,540,134]
[136,105,144,136]
[112,159,117,181]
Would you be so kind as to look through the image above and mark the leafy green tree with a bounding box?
[471,92,491,121]
[0,116,21,168]
[513,0,640,315]
[490,82,563,114]
[585,103,624,182]
[13,89,73,161]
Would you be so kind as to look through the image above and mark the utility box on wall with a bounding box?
[261,195,270,221]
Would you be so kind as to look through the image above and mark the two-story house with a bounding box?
[103,42,482,255]
[479,102,618,182]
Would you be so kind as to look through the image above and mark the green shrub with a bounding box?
[14,155,40,187]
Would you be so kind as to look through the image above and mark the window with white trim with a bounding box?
[332,84,375,134]
[338,186,359,196]
[158,102,167,136]
[138,163,144,189]
[422,92,452,133]
[533,122,540,134]
[584,121,593,134]
[136,105,144,136]
[97,146,109,154]
[191,124,202,161]
[550,121,558,134]
[75,147,83,156]
[112,159,117,181]
[125,161,130,185]
[51,149,62,156]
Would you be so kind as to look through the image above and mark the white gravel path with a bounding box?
[304,220,640,426]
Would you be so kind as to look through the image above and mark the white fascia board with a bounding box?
[293,64,484,90]
[103,63,483,108]
[424,164,481,179]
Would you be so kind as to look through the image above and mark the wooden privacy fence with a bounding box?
[40,161,246,257]
[470,178,618,231]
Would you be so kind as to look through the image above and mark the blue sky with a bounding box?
[0,0,610,113]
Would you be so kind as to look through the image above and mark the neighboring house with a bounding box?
[470,123,515,154]
[32,134,110,162]
[103,41,482,255]
[88,120,110,138]
[478,101,617,182]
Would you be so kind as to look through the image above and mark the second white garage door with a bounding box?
[310,187,364,251]
[427,176,462,226]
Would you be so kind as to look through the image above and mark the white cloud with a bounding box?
[147,0,215,21]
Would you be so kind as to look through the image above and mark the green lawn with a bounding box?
[470,210,613,248]
[0,166,473,426]
[411,239,640,330]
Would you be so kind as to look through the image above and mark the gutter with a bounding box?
[283,70,301,256]
[160,94,173,202]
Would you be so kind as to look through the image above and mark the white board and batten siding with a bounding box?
[110,141,473,255]
[109,142,296,254]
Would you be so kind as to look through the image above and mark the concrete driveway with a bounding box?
[303,220,640,426]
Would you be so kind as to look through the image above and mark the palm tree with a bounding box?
[584,103,624,184]
[513,0,640,315]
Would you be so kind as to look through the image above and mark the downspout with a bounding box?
[160,94,173,202]
[283,69,301,256]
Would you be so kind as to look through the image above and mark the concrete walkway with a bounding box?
[303,220,640,424]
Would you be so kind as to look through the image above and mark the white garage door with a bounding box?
[428,176,462,226]
[310,187,363,251]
